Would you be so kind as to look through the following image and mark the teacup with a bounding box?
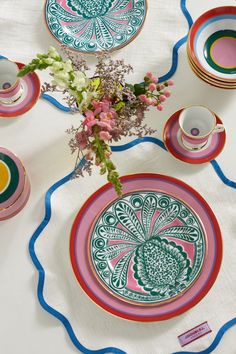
[179,105,225,150]
[0,60,22,105]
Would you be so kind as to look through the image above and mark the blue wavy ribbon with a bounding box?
[41,93,71,112]
[111,138,236,190]
[28,159,126,354]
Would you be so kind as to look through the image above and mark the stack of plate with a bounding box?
[187,6,236,89]
[0,147,30,220]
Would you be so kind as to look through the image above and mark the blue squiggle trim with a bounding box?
[111,136,167,152]
[0,55,7,60]
[210,160,236,188]
[181,0,193,28]
[28,159,126,354]
[172,317,236,354]
[111,138,236,190]
[41,93,71,112]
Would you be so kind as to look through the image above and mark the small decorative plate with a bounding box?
[45,0,147,53]
[163,110,226,164]
[70,174,222,321]
[188,6,236,82]
[0,63,40,118]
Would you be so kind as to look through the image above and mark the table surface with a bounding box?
[0,1,236,354]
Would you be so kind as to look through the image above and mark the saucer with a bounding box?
[163,109,226,164]
[45,0,147,53]
[0,62,40,118]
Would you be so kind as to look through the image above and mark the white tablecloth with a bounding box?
[0,1,236,354]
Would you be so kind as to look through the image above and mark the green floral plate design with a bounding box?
[89,191,206,305]
[45,0,147,52]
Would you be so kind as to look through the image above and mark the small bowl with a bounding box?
[188,6,236,83]
[0,147,30,220]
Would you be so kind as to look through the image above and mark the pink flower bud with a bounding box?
[148,83,156,92]
[159,95,166,102]
[157,104,164,111]
[160,84,165,90]
[139,94,147,102]
[146,98,153,105]
[151,98,157,106]
[167,79,174,86]
[151,76,158,84]
[145,72,153,79]
[164,90,171,98]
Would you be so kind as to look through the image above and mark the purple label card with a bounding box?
[178,321,212,347]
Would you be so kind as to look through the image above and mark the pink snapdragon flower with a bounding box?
[99,131,112,141]
[83,110,96,129]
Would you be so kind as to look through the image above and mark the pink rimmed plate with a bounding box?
[70,173,222,321]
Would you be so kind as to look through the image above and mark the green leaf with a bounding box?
[95,243,134,261]
[97,225,140,243]
[125,83,134,92]
[90,77,101,90]
[133,84,146,96]
[152,203,180,235]
[158,226,200,242]
[111,251,134,289]
[141,194,158,239]
[114,101,125,111]
[115,201,145,242]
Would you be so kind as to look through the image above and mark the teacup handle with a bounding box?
[213,124,224,134]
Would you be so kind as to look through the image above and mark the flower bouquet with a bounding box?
[18,47,173,195]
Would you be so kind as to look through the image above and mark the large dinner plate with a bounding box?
[70,174,222,321]
[45,0,147,53]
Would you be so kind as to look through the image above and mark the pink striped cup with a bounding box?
[179,106,224,150]
[0,60,22,105]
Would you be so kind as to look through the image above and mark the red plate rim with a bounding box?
[70,173,222,322]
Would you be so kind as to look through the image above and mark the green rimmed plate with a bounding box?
[45,0,147,53]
